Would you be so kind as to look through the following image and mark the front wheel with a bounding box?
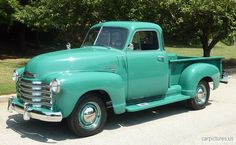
[67,93,107,137]
[187,80,210,110]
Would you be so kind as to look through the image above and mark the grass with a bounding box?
[0,58,28,95]
[0,43,235,95]
[166,42,236,59]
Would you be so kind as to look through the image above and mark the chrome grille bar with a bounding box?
[17,78,52,109]
[19,87,51,95]
[20,97,52,107]
[19,82,50,90]
[19,91,52,101]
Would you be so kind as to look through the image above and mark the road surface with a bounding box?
[0,76,236,145]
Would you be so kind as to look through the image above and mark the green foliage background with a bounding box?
[0,0,236,56]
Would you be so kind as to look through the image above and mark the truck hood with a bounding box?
[25,46,123,78]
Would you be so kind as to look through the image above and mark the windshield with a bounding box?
[82,27,128,50]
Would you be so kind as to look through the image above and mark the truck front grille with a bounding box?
[17,78,52,109]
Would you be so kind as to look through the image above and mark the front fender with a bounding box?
[45,72,126,118]
[16,67,25,76]
[179,63,220,97]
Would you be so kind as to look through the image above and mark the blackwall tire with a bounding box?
[187,80,210,110]
[67,93,107,137]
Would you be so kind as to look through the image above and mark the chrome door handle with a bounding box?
[157,56,165,62]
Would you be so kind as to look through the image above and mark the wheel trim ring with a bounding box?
[78,102,102,130]
[195,84,207,105]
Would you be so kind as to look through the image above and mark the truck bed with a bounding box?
[167,54,223,86]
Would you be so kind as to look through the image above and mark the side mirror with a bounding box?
[128,43,134,50]
[66,42,71,50]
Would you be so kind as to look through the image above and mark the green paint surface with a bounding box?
[13,21,223,117]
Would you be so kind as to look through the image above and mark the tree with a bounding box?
[0,0,28,52]
[8,0,157,46]
[160,0,236,57]
[0,0,8,23]
[6,0,236,56]
[8,0,103,45]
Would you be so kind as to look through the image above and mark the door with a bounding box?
[127,30,168,100]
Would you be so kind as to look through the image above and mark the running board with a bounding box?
[126,94,190,112]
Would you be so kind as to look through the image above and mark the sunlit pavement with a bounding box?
[0,76,236,145]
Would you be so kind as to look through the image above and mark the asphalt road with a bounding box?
[1,76,236,145]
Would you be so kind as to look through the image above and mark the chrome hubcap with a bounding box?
[83,107,96,123]
[195,84,207,105]
[79,102,101,130]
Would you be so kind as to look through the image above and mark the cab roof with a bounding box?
[91,21,163,32]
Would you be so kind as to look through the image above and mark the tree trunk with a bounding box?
[203,48,211,57]
[200,28,212,57]
[199,32,225,57]
[18,24,26,54]
[200,27,223,57]
[234,37,236,45]
[35,31,41,49]
[201,36,211,57]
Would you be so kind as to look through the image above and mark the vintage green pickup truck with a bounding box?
[8,21,228,137]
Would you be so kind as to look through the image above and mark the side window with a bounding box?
[132,31,159,51]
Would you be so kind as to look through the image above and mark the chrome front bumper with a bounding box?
[8,97,63,122]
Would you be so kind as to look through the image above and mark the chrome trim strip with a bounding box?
[20,94,51,100]
[19,88,51,95]
[19,83,50,90]
[20,97,52,107]
[32,81,42,85]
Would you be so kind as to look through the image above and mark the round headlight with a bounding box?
[50,79,60,94]
[12,70,19,81]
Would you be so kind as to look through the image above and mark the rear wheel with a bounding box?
[188,80,210,110]
[67,93,107,137]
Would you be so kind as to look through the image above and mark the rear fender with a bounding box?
[179,63,220,97]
